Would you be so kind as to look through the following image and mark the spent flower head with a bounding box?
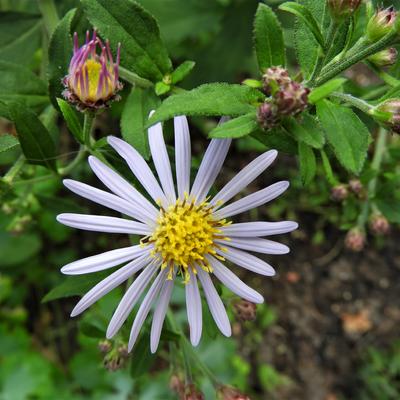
[367,7,397,42]
[257,102,278,130]
[217,386,251,400]
[233,299,257,321]
[63,31,123,111]
[275,81,310,116]
[262,66,291,96]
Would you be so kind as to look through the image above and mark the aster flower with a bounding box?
[63,31,123,110]
[57,115,297,353]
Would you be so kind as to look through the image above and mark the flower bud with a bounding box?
[63,31,123,111]
[369,213,390,236]
[257,102,278,130]
[327,0,362,20]
[98,339,112,354]
[330,184,348,202]
[103,343,129,371]
[233,299,257,321]
[367,7,397,42]
[368,47,398,67]
[345,228,365,252]
[375,99,400,133]
[170,374,185,397]
[275,81,310,116]
[349,179,363,195]
[217,386,251,400]
[183,384,204,400]
[262,66,291,96]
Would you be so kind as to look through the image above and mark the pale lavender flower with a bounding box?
[57,115,297,353]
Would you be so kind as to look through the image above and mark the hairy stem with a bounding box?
[329,92,373,113]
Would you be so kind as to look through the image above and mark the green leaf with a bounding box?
[308,78,347,104]
[317,100,370,174]
[130,331,156,377]
[253,3,285,71]
[283,114,325,149]
[8,102,57,171]
[0,134,19,153]
[121,87,160,159]
[0,61,48,110]
[251,127,297,154]
[155,81,171,96]
[298,141,316,185]
[171,60,195,84]
[82,0,172,82]
[0,11,41,65]
[147,83,264,126]
[375,198,400,223]
[48,9,76,110]
[320,149,338,186]
[209,113,258,138]
[0,100,9,119]
[279,2,325,50]
[56,98,83,143]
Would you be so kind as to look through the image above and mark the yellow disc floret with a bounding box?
[145,197,230,283]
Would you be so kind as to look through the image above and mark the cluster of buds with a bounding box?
[369,213,390,236]
[327,0,362,21]
[344,227,365,252]
[63,31,123,111]
[367,7,397,42]
[217,386,251,400]
[257,67,309,130]
[233,299,257,322]
[374,99,400,134]
[368,47,398,67]
[100,340,129,371]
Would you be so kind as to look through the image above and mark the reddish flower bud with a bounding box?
[63,31,123,111]
[368,47,398,67]
[98,339,112,354]
[328,0,361,20]
[348,179,363,195]
[257,102,278,130]
[330,184,349,202]
[170,375,185,397]
[233,299,257,321]
[217,386,251,400]
[262,66,291,96]
[369,213,390,236]
[345,228,365,252]
[375,99,400,133]
[367,7,397,42]
[275,81,310,116]
[183,384,204,400]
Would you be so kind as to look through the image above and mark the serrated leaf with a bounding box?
[298,141,316,185]
[308,78,347,104]
[0,134,19,153]
[253,3,285,71]
[147,83,264,126]
[0,61,48,110]
[209,112,258,138]
[82,0,172,82]
[317,100,370,174]
[283,114,325,149]
[121,87,160,159]
[171,60,195,84]
[9,102,57,171]
[57,98,83,143]
[48,9,76,110]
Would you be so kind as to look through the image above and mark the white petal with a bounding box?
[107,136,168,206]
[128,269,167,351]
[57,213,151,235]
[220,221,298,237]
[216,237,289,255]
[211,150,278,208]
[106,262,158,339]
[197,268,231,337]
[185,269,202,346]
[216,181,289,219]
[174,116,191,199]
[61,245,150,275]
[63,179,144,221]
[150,277,174,353]
[190,139,231,203]
[218,246,275,276]
[148,121,176,204]
[207,256,264,303]
[70,253,150,317]
[88,156,158,223]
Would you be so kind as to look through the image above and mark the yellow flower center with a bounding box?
[146,197,229,283]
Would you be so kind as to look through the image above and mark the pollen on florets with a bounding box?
[63,31,123,111]
[143,195,230,283]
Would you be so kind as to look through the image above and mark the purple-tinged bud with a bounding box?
[262,66,291,96]
[330,184,349,202]
[349,179,363,196]
[275,81,310,116]
[368,47,398,67]
[345,228,365,252]
[369,213,390,236]
[375,99,400,133]
[98,339,112,354]
[257,102,278,130]
[233,299,257,322]
[183,384,204,400]
[170,375,185,397]
[367,7,397,42]
[63,31,123,111]
[327,0,362,20]
[217,386,251,400]
[103,343,129,371]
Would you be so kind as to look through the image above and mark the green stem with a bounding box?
[58,146,87,175]
[119,67,154,89]
[83,112,95,149]
[329,92,373,113]
[37,0,59,36]
[365,61,400,87]
[2,155,25,184]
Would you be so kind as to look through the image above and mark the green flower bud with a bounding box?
[327,0,362,20]
[367,7,397,42]
[368,47,398,67]
[374,99,400,133]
